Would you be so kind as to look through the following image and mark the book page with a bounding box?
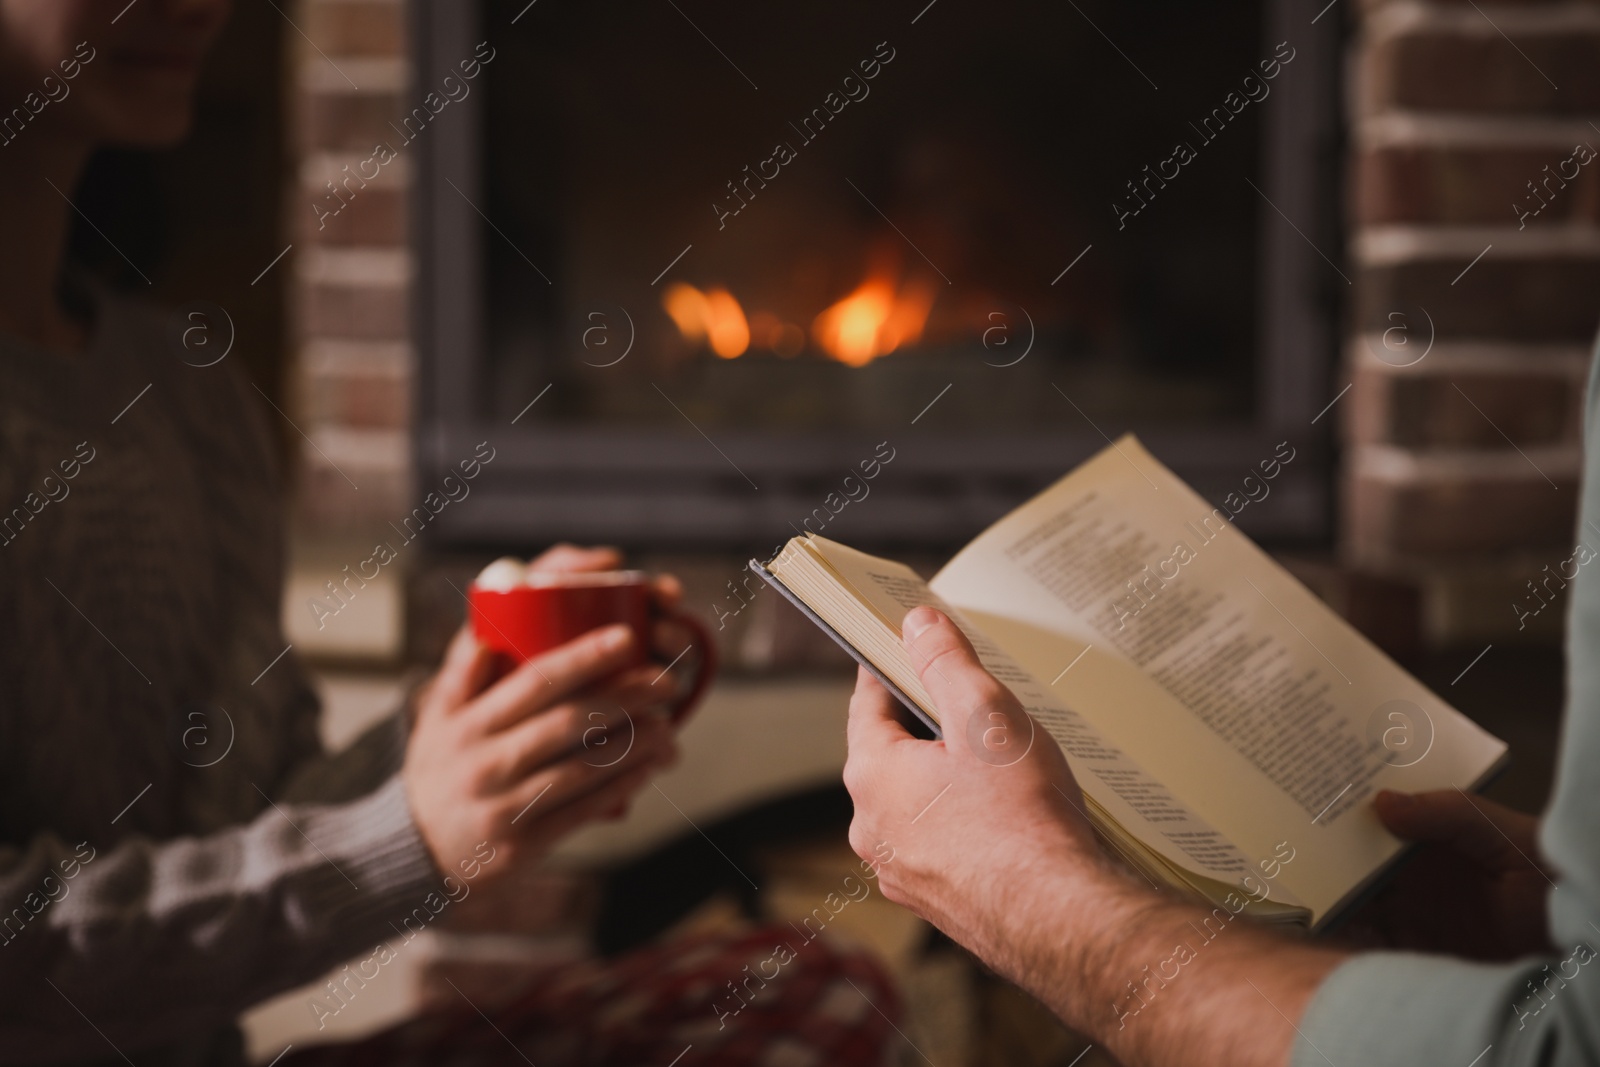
[795,537,1286,898]
[930,436,1507,922]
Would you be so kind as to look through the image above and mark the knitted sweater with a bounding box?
[0,286,440,1065]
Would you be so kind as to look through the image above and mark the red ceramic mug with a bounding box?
[467,565,716,723]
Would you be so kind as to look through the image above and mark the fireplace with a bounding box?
[411,0,1342,550]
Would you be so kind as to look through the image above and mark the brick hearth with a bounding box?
[290,0,413,531]
[1345,0,1600,642]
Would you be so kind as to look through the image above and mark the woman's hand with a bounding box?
[402,623,679,880]
[1343,789,1554,961]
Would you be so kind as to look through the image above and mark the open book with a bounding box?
[754,435,1508,930]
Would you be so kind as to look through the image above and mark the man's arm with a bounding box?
[842,605,1345,1066]
[843,606,1590,1067]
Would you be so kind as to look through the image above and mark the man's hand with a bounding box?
[843,607,1348,1067]
[843,606,1110,964]
[403,623,678,880]
[1343,789,1554,960]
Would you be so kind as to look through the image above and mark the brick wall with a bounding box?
[283,0,1600,646]
[288,0,413,529]
[1346,0,1600,642]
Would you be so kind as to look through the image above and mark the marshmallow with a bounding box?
[474,557,527,591]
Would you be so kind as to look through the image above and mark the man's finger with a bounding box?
[1374,789,1534,869]
[469,624,637,735]
[847,667,916,754]
[900,607,1010,739]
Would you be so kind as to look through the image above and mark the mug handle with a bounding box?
[655,608,717,723]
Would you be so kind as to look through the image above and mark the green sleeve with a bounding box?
[1292,949,1586,1067]
[1294,337,1600,1067]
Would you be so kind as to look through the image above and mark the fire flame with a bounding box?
[662,283,749,359]
[811,275,935,367]
[661,272,935,365]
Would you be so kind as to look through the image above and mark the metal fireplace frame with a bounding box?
[410,0,1344,551]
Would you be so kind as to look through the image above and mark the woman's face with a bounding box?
[0,0,230,148]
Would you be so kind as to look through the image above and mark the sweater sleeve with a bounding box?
[1291,337,1600,1067]
[0,776,440,1063]
[281,704,414,806]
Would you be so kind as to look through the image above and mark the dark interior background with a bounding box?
[479,0,1267,430]
[68,4,290,456]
